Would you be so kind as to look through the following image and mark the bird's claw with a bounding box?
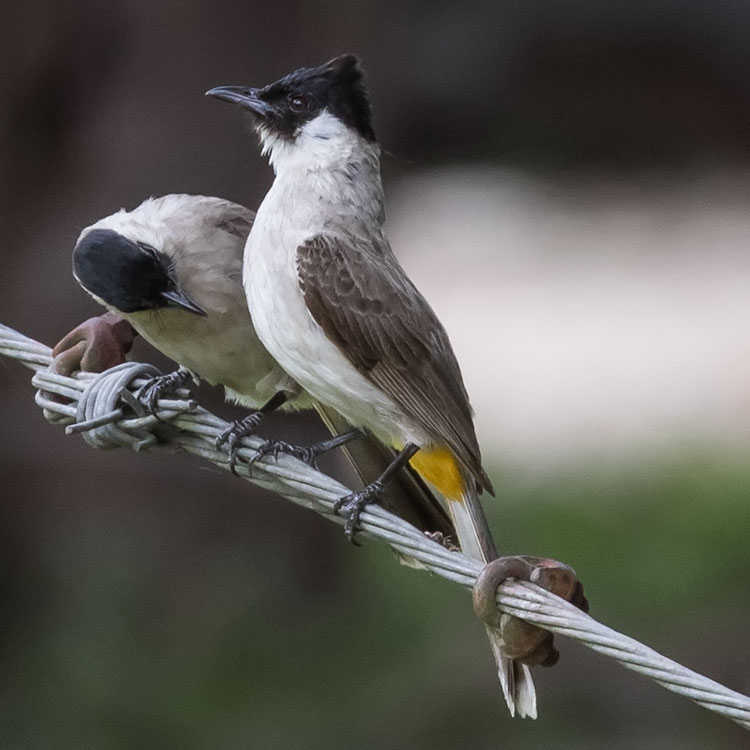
[424,530,459,551]
[333,481,385,542]
[216,412,265,475]
[248,439,321,470]
[135,370,191,416]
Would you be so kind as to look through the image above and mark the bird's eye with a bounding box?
[288,93,311,113]
[137,241,158,257]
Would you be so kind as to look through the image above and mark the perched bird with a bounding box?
[72,194,305,459]
[207,55,536,717]
[69,193,452,535]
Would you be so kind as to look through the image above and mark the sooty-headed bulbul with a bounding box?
[207,56,536,716]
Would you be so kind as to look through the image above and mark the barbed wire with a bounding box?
[1,321,748,730]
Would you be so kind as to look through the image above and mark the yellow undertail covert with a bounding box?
[408,445,464,501]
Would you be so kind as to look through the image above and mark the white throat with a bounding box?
[253,109,385,234]
[259,110,378,177]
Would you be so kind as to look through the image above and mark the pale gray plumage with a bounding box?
[75,194,303,409]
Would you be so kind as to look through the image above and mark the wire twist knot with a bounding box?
[474,555,589,667]
[72,362,163,450]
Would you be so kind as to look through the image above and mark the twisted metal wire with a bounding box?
[1,322,748,730]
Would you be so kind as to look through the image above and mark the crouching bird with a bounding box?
[207,56,537,715]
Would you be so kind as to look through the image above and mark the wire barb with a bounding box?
[1,321,748,731]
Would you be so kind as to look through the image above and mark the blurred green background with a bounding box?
[2,1,750,748]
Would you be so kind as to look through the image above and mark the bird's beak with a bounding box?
[205,86,273,118]
[160,289,207,316]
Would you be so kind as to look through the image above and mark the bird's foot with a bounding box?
[249,439,322,470]
[135,369,192,416]
[216,412,265,475]
[249,429,365,471]
[424,530,459,552]
[333,480,385,542]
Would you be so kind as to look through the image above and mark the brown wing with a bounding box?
[296,233,493,494]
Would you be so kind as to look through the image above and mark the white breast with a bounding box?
[244,170,428,448]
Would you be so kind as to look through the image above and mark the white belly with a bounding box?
[244,215,427,448]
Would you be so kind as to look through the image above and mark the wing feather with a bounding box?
[297,233,493,494]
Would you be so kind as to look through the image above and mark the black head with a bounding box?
[73,229,206,315]
[206,54,375,142]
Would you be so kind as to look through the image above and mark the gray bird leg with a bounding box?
[334,442,420,540]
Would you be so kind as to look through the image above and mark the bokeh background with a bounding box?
[2,2,750,748]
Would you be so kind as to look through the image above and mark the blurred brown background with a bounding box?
[2,2,750,748]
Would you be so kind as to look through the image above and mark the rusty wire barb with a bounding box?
[1,321,749,731]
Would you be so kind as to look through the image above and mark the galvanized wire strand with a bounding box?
[497,582,750,727]
[1,321,748,730]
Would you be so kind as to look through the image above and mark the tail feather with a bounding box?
[444,483,538,719]
[488,636,537,718]
[311,407,536,717]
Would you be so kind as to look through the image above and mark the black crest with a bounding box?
[208,55,376,142]
[260,54,374,141]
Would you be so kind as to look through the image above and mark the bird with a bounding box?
[206,55,537,716]
[69,192,452,535]
[72,193,306,463]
